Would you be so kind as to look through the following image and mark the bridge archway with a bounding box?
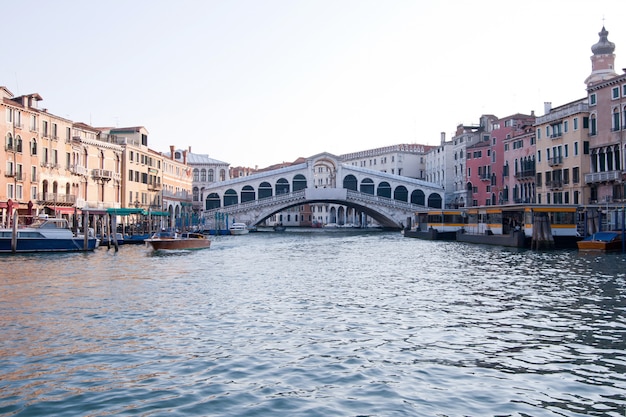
[411,189,425,205]
[224,189,238,206]
[241,185,255,203]
[394,185,408,202]
[206,193,220,210]
[360,178,374,195]
[343,174,357,191]
[427,193,443,208]
[293,174,307,191]
[276,178,290,195]
[259,181,272,199]
[377,181,391,198]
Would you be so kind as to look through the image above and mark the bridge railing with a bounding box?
[203,190,307,218]
[345,190,425,211]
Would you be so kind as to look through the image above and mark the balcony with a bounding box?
[584,170,622,184]
[148,182,162,191]
[37,193,77,205]
[70,164,88,175]
[91,168,113,181]
[547,180,563,190]
[548,156,563,167]
[479,174,491,182]
[514,169,536,180]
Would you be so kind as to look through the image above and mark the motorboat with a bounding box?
[145,230,211,251]
[577,231,624,252]
[0,216,98,253]
[273,223,286,232]
[229,223,250,235]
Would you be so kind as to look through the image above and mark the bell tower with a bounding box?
[584,26,617,86]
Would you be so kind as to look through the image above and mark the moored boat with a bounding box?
[0,215,98,253]
[455,205,581,249]
[229,223,250,235]
[145,230,211,251]
[577,231,624,252]
[403,210,465,240]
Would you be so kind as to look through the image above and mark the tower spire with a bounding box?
[585,26,617,86]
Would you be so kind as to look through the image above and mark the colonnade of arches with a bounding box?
[202,173,442,210]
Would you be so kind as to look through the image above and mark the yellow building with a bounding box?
[534,99,590,205]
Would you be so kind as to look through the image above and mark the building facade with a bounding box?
[583,26,626,204]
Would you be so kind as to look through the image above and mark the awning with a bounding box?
[54,207,80,215]
[106,208,147,216]
[149,211,170,216]
[0,202,7,209]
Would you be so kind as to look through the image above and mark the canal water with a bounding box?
[0,230,625,417]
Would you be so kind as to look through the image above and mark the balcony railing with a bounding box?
[584,170,621,184]
[70,164,88,175]
[91,168,113,181]
[148,182,162,191]
[514,169,536,179]
[547,180,563,190]
[548,156,563,167]
[37,193,77,204]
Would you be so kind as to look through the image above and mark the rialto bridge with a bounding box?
[200,152,445,229]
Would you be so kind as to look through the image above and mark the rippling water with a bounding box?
[1,231,625,416]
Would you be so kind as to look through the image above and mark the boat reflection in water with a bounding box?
[144,230,210,251]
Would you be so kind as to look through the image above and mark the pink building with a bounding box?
[466,114,535,206]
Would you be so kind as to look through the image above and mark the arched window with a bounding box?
[30,138,37,155]
[208,169,214,182]
[200,168,207,182]
[193,168,199,182]
[342,174,357,190]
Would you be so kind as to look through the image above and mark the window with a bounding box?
[42,120,49,137]
[590,115,597,135]
[574,142,579,156]
[564,144,569,157]
[589,93,596,105]
[537,128,541,140]
[573,167,580,183]
[564,120,568,133]
[30,139,37,155]
[613,108,620,131]
[612,87,620,99]
[573,117,578,130]
[536,172,542,187]
[537,150,541,162]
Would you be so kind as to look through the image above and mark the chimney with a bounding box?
[440,132,446,145]
[169,145,175,160]
[183,150,187,165]
[544,102,552,115]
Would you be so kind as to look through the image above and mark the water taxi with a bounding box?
[145,230,211,251]
[577,231,624,252]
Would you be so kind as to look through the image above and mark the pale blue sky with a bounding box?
[3,0,625,167]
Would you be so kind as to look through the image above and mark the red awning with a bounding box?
[0,201,7,209]
[53,207,80,215]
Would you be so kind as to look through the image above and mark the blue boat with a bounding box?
[0,216,99,253]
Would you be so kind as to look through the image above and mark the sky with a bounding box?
[2,0,626,168]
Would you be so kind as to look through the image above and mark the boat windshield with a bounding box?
[29,218,70,229]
